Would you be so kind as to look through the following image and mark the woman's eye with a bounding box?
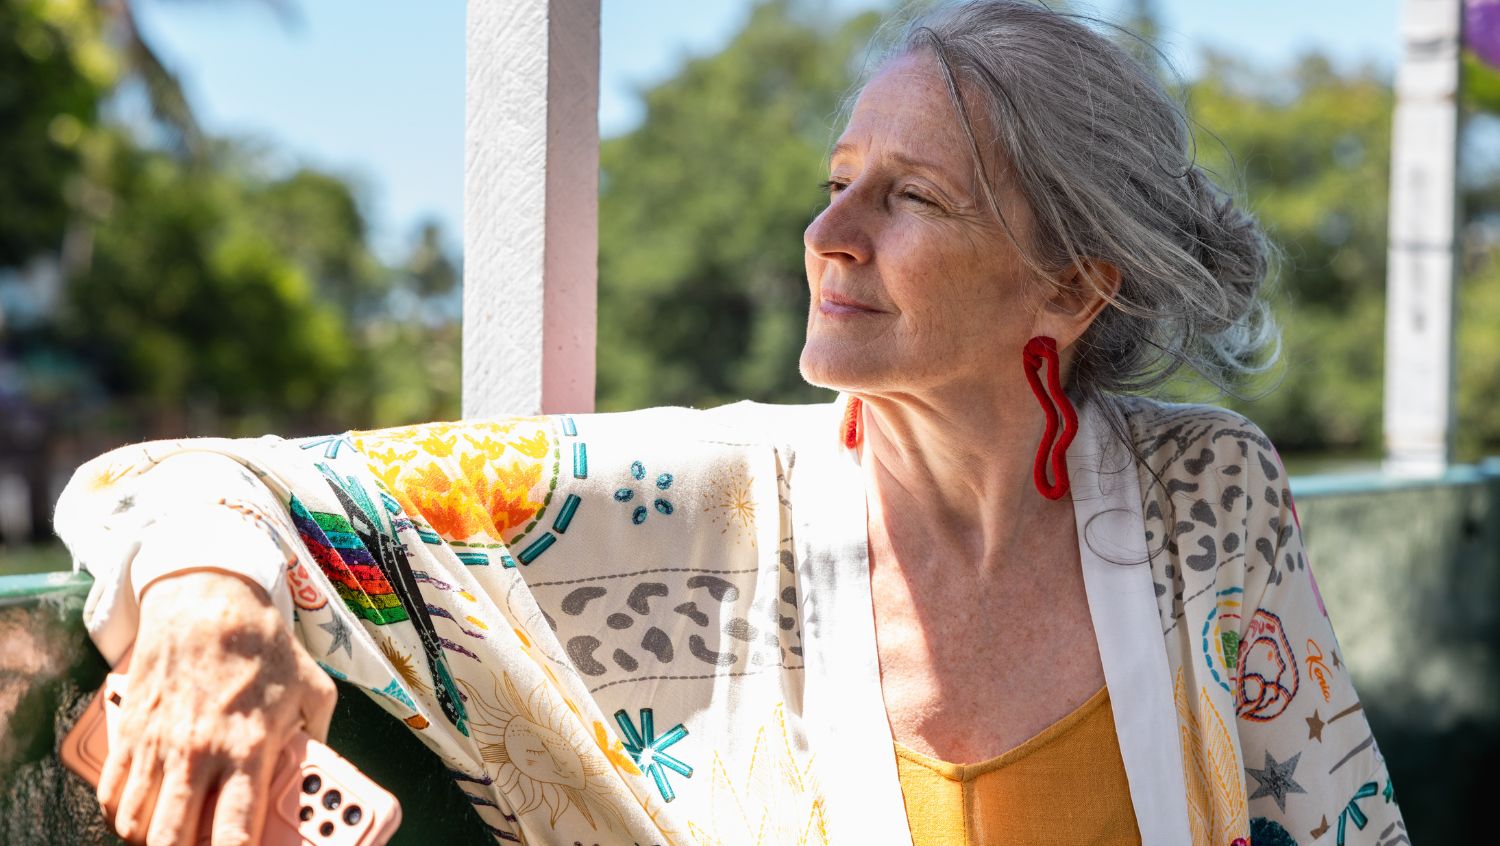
[819,179,847,195]
[899,189,935,207]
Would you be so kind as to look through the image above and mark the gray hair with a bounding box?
[860,0,1280,418]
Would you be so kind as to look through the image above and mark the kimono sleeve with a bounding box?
[54,441,318,665]
[1233,439,1408,845]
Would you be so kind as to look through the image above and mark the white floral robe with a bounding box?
[53,395,1407,845]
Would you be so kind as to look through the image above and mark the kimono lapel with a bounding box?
[1067,398,1194,845]
[787,397,916,844]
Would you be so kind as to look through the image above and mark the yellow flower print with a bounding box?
[482,459,546,536]
[398,461,492,541]
[510,431,550,459]
[464,433,510,462]
[415,430,458,458]
[88,462,133,491]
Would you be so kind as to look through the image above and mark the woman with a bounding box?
[55,2,1405,844]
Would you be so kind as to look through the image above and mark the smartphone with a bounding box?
[61,663,402,846]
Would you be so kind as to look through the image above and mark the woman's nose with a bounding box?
[804,195,871,265]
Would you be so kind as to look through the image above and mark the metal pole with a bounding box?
[1383,0,1464,473]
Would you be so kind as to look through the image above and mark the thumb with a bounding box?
[299,662,339,744]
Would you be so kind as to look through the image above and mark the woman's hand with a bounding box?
[98,569,339,846]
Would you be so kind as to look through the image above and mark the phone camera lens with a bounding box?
[322,789,342,810]
[302,774,322,794]
[299,806,314,821]
[343,805,363,825]
[319,821,335,837]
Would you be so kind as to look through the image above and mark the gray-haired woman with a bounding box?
[56,2,1405,844]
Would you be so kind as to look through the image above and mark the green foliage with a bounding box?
[58,132,350,417]
[1179,52,1395,450]
[1463,50,1500,115]
[597,0,880,411]
[0,0,108,266]
[1,0,462,442]
[1457,249,1500,460]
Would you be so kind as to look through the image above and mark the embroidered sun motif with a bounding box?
[378,637,432,699]
[703,465,756,543]
[456,671,625,832]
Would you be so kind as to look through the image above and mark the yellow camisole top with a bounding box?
[894,686,1142,846]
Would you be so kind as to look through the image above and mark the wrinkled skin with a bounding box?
[97,571,336,846]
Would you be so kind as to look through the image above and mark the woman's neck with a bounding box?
[857,388,1073,580]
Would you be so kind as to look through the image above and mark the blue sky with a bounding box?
[129,0,1401,259]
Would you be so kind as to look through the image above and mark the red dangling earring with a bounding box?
[1022,336,1079,500]
[842,396,863,449]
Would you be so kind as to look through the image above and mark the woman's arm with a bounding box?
[55,443,339,845]
[1233,445,1406,844]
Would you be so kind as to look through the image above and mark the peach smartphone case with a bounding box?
[61,666,402,846]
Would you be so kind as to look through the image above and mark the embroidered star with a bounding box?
[319,616,353,658]
[614,707,692,802]
[1246,750,1307,812]
[1306,709,1325,742]
[1310,816,1330,838]
[112,495,135,514]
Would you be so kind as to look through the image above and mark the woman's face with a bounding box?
[800,50,1081,399]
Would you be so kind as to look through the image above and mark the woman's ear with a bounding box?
[1037,259,1122,346]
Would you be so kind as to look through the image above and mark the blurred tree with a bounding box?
[0,0,110,268]
[0,0,463,547]
[56,131,352,425]
[596,0,880,411]
[1181,52,1396,451]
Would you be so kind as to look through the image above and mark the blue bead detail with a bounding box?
[561,416,577,436]
[654,499,674,516]
[655,473,673,490]
[632,505,648,525]
[630,461,646,481]
[553,493,581,533]
[614,488,634,503]
[517,533,556,564]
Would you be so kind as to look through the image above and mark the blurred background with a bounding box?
[1,0,1498,837]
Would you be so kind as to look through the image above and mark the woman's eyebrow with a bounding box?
[830,142,964,188]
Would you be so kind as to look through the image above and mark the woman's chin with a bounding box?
[798,342,886,393]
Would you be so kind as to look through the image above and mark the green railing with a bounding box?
[1289,461,1500,843]
[3,461,1497,842]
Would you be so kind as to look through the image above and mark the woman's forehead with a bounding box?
[832,52,978,178]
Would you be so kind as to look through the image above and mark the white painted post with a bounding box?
[463,0,600,419]
[1383,0,1463,473]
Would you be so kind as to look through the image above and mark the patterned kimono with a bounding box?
[53,394,1407,845]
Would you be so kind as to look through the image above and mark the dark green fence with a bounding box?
[4,461,1497,842]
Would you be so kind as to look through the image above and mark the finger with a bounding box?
[300,668,339,744]
[113,743,164,843]
[208,757,273,846]
[96,735,134,824]
[143,756,211,846]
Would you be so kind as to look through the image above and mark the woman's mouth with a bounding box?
[819,292,883,316]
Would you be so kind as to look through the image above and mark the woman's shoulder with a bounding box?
[1111,394,1280,476]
